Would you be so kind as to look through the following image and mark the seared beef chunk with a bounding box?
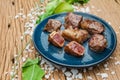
[64,12,83,29]
[80,19,104,34]
[89,34,107,52]
[64,41,85,56]
[48,31,65,47]
[44,19,62,32]
[62,28,89,44]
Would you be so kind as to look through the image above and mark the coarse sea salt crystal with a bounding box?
[101,73,108,79]
[80,8,86,13]
[20,36,24,40]
[66,77,72,80]
[18,13,23,16]
[45,74,50,79]
[15,15,19,19]
[88,67,93,70]
[51,78,55,80]
[71,69,78,76]
[75,73,83,79]
[22,57,26,62]
[96,72,101,76]
[25,44,30,50]
[87,76,93,80]
[64,71,72,77]
[104,64,108,68]
[115,61,120,65]
[111,71,115,75]
[86,7,90,13]
[62,67,66,73]
[105,68,109,71]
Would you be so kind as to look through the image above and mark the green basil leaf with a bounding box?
[65,0,89,4]
[22,58,39,68]
[22,64,45,80]
[40,0,63,21]
[54,2,74,14]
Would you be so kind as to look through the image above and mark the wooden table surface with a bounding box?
[0,0,120,80]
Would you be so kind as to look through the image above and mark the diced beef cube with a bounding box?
[64,12,83,29]
[44,19,62,32]
[89,34,107,52]
[64,41,85,56]
[48,31,65,47]
[80,19,104,34]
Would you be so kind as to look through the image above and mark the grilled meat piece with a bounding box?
[44,19,62,32]
[62,28,89,44]
[89,34,107,52]
[80,19,104,34]
[48,31,65,47]
[64,12,83,29]
[64,41,85,56]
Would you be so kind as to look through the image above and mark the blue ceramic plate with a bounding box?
[32,12,117,67]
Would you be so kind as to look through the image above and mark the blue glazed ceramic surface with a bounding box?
[32,12,117,67]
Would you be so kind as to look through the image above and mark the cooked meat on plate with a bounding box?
[89,34,107,52]
[44,19,62,32]
[64,41,85,56]
[80,19,104,34]
[48,31,65,47]
[62,28,89,44]
[64,12,83,29]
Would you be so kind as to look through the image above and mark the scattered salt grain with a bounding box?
[15,15,19,19]
[116,31,119,34]
[45,74,50,79]
[14,54,18,57]
[108,22,111,25]
[10,71,15,76]
[22,15,26,19]
[15,66,18,70]
[80,8,86,13]
[41,59,45,65]
[51,78,55,80]
[66,77,72,80]
[22,57,26,62]
[86,7,90,13]
[64,71,72,77]
[96,72,101,76]
[111,71,115,75]
[101,73,108,79]
[15,75,18,78]
[62,67,66,73]
[104,64,108,68]
[25,44,30,50]
[105,68,109,71]
[18,13,23,16]
[88,67,93,70]
[87,76,93,80]
[20,36,24,40]
[71,69,78,76]
[110,56,114,59]
[115,61,120,65]
[75,73,83,79]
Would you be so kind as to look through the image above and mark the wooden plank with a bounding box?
[0,0,120,80]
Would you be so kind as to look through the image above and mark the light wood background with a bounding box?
[0,0,120,80]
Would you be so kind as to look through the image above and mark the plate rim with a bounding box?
[32,12,117,68]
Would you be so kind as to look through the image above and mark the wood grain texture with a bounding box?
[0,0,120,80]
